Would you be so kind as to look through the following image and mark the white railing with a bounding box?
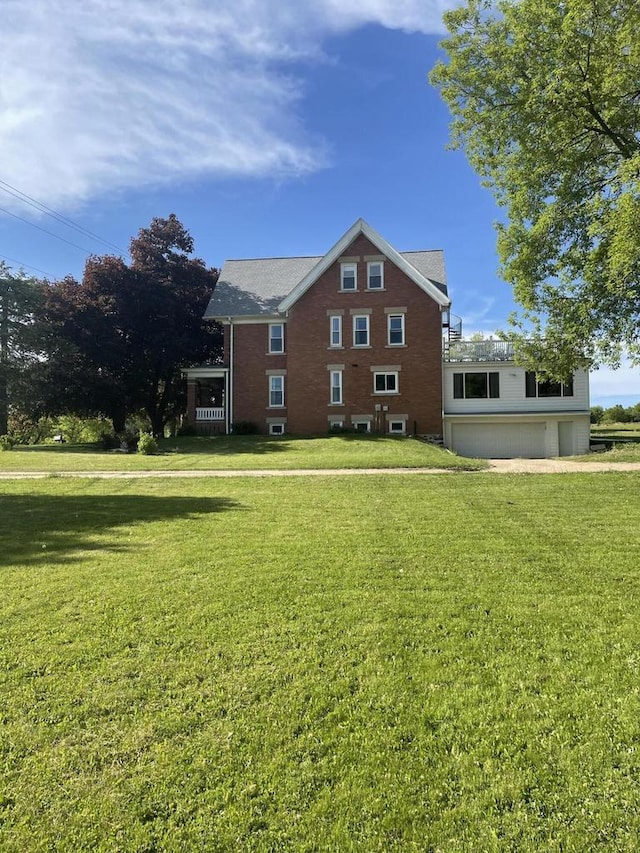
[196,407,225,421]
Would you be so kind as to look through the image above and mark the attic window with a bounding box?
[341,263,357,291]
[367,261,384,289]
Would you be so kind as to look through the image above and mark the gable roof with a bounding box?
[204,219,450,319]
[204,257,321,318]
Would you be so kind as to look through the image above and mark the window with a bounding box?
[352,420,371,433]
[329,315,342,347]
[269,323,284,353]
[353,315,370,347]
[367,261,384,289]
[387,314,405,346]
[328,419,344,430]
[525,371,574,398]
[269,375,284,407]
[388,420,406,435]
[453,372,500,399]
[330,370,343,404]
[341,263,357,291]
[373,372,399,394]
[269,423,285,436]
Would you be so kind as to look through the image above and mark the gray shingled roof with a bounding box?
[204,250,447,319]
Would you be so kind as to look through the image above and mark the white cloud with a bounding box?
[0,0,453,210]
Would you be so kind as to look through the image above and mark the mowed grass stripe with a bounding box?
[1,474,640,851]
[0,434,486,472]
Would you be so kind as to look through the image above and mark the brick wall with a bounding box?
[226,234,444,435]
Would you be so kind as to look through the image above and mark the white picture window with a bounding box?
[387,314,405,346]
[367,261,384,289]
[341,263,357,291]
[269,423,285,435]
[329,315,342,347]
[269,375,285,407]
[373,372,399,394]
[268,323,284,353]
[330,370,343,404]
[353,315,370,347]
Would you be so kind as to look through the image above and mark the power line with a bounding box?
[0,204,103,255]
[0,254,55,278]
[0,179,126,256]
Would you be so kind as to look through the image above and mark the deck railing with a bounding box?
[443,340,516,363]
[196,407,225,421]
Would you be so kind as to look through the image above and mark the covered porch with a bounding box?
[183,367,229,434]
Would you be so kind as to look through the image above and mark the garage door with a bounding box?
[451,422,546,459]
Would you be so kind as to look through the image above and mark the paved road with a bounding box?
[1,460,640,479]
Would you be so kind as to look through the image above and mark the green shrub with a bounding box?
[137,433,158,455]
[0,434,16,451]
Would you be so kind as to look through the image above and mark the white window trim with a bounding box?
[329,314,342,348]
[367,260,384,290]
[387,313,405,346]
[387,417,407,435]
[351,418,372,433]
[330,369,343,405]
[268,323,284,354]
[340,262,357,291]
[268,422,286,436]
[373,371,399,394]
[353,314,370,347]
[269,375,285,408]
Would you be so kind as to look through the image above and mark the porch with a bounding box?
[183,367,229,434]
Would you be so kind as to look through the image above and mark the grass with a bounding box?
[2,473,640,850]
[0,434,486,472]
[583,423,640,462]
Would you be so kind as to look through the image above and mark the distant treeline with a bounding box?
[591,404,640,425]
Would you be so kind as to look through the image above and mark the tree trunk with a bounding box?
[149,411,165,440]
[111,410,127,435]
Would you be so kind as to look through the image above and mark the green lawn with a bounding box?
[2,473,640,850]
[586,423,640,462]
[0,434,486,472]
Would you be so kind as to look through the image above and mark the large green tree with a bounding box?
[0,265,45,435]
[431,0,640,376]
[42,215,220,436]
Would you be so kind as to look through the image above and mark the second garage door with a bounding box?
[451,421,546,459]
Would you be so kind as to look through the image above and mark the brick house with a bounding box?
[184,219,591,457]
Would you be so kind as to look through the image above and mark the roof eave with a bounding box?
[278,218,451,312]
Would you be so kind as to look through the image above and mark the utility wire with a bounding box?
[0,179,126,255]
[0,204,102,255]
[0,254,55,278]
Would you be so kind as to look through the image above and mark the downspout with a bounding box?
[227,318,234,434]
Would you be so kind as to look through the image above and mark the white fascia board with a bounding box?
[443,411,591,420]
[278,218,451,312]
[208,314,285,324]
[182,367,229,378]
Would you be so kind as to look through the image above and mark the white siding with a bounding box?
[443,365,589,415]
[444,414,591,458]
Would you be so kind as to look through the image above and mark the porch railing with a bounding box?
[196,407,225,421]
[444,340,516,363]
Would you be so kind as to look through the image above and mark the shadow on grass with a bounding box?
[1,494,239,568]
[159,435,295,456]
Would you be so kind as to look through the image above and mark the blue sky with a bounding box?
[0,0,637,407]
